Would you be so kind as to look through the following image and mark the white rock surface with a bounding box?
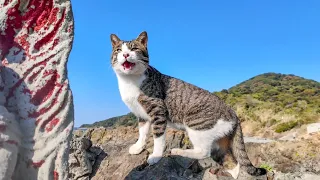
[307,123,320,134]
[244,136,275,144]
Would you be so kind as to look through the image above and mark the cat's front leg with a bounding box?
[138,96,168,165]
[147,125,166,165]
[129,118,151,155]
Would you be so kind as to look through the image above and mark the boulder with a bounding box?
[69,134,107,180]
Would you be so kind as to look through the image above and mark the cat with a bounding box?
[109,31,267,179]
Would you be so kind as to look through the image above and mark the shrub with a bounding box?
[274,121,298,133]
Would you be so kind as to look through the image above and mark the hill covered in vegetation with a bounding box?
[81,73,320,133]
[214,73,320,133]
[80,112,137,128]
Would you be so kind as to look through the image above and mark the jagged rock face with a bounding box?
[72,126,320,180]
[68,135,107,180]
[73,127,270,180]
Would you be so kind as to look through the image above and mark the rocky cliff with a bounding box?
[69,126,320,180]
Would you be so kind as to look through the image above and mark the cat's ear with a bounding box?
[136,31,148,47]
[110,34,121,47]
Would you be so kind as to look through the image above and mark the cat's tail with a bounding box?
[231,122,267,176]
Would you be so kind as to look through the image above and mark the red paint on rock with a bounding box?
[3,0,13,6]
[30,70,58,105]
[15,34,30,53]
[7,53,56,104]
[6,140,18,146]
[45,118,60,132]
[49,38,60,50]
[23,88,32,94]
[0,124,7,132]
[31,160,45,168]
[39,87,67,129]
[34,9,66,50]
[34,2,57,32]
[47,7,59,28]
[53,171,59,180]
[28,70,42,82]
[23,0,46,30]
[0,1,22,60]
[1,59,9,66]
[30,83,64,120]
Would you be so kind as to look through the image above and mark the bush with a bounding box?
[274,121,298,133]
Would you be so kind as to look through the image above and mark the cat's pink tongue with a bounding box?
[123,61,135,70]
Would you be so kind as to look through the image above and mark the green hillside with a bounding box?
[80,112,137,128]
[214,73,320,132]
[81,73,320,133]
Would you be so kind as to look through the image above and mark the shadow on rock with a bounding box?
[125,155,205,180]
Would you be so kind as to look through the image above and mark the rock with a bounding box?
[278,132,297,141]
[68,135,107,180]
[70,126,320,180]
[273,171,320,180]
[77,127,271,180]
[301,173,320,180]
[307,123,320,134]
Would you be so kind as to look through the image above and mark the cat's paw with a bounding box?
[170,148,184,156]
[147,154,162,165]
[129,143,144,155]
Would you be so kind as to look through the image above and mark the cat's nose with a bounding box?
[123,53,130,58]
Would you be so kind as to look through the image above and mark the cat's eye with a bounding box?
[116,48,122,52]
[131,47,139,51]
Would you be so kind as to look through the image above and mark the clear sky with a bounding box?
[68,0,320,127]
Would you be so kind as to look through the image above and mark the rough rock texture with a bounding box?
[72,127,264,180]
[72,126,320,180]
[69,134,107,180]
[0,0,74,179]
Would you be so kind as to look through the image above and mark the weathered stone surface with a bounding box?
[69,134,107,180]
[71,126,320,180]
[72,127,269,180]
[1,0,74,179]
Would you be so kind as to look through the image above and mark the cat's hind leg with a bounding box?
[171,119,235,160]
[216,137,240,179]
[170,127,212,159]
[129,118,151,155]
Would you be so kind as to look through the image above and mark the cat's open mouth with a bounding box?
[122,60,136,70]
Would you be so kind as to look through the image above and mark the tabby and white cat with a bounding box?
[110,31,266,179]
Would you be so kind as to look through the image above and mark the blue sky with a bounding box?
[68,0,320,127]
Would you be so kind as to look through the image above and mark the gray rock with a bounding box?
[68,135,107,180]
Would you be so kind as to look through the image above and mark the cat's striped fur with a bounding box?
[110,31,266,179]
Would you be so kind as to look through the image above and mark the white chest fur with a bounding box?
[116,74,151,121]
